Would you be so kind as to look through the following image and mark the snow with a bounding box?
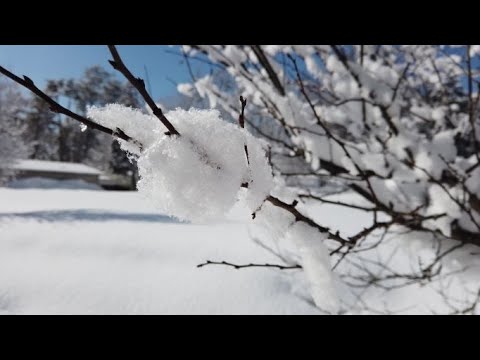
[284,222,338,313]
[0,187,319,315]
[1,186,479,314]
[89,107,274,223]
[466,167,480,196]
[177,83,195,97]
[87,104,162,155]
[5,160,102,176]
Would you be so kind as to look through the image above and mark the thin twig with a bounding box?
[238,96,249,164]
[197,260,301,270]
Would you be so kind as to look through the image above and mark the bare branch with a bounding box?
[197,260,301,270]
[299,193,379,212]
[107,45,180,136]
[238,96,247,128]
[0,65,141,148]
[250,45,286,96]
[238,96,249,164]
[265,195,353,247]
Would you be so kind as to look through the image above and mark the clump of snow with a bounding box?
[253,200,296,242]
[450,103,460,111]
[89,106,273,222]
[424,184,460,236]
[270,178,298,204]
[177,83,195,97]
[431,130,457,162]
[284,223,339,313]
[466,167,480,197]
[243,137,275,212]
[252,199,339,313]
[431,108,445,122]
[87,104,163,155]
[415,130,457,179]
[223,45,247,64]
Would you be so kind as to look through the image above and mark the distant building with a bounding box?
[3,159,102,184]
[1,159,136,190]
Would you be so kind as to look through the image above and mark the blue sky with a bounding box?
[0,45,208,101]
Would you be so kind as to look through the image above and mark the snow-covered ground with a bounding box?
[0,184,322,314]
[1,181,478,314]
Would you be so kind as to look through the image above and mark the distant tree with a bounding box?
[0,79,31,182]
[49,66,143,175]
[22,66,143,180]
[23,82,60,161]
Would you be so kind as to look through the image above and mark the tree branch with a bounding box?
[107,45,180,136]
[197,260,301,270]
[238,96,249,164]
[250,45,286,96]
[266,195,353,247]
[0,65,141,148]
[299,193,379,212]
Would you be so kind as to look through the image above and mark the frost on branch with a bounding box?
[88,106,274,222]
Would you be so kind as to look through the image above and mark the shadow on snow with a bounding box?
[0,209,184,224]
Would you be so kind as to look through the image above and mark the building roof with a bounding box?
[6,159,102,175]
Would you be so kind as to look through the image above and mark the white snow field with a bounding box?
[1,182,478,314]
[0,184,322,314]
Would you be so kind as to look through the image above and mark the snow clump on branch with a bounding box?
[87,105,274,222]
